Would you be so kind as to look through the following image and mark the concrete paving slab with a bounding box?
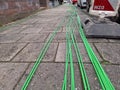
[0,63,29,90]
[0,34,24,43]
[55,43,102,62]
[15,63,119,90]
[55,43,66,62]
[94,43,120,64]
[40,28,63,33]
[54,43,72,63]
[40,11,67,15]
[0,43,27,61]
[19,19,38,25]
[34,15,58,19]
[52,32,66,43]
[36,13,65,16]
[42,43,58,62]
[41,24,57,32]
[74,31,83,43]
[35,21,58,25]
[0,26,26,35]
[41,23,56,27]
[15,63,65,90]
[88,38,109,43]
[40,23,63,33]
[12,43,58,62]
[40,27,63,33]
[108,39,120,43]
[34,20,52,24]
[18,34,48,43]
[64,63,83,90]
[78,43,103,62]
[84,64,120,90]
[31,23,47,28]
[15,63,120,90]
[36,17,60,24]
[12,43,43,62]
[84,64,101,90]
[77,43,91,63]
[15,63,82,90]
[20,27,43,34]
[32,14,59,17]
[55,43,78,62]
[62,27,83,43]
[103,65,120,90]
[27,63,64,90]
[21,23,43,29]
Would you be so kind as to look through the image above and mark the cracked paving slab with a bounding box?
[0,63,29,90]
[15,63,82,90]
[12,43,58,62]
[14,63,120,90]
[84,64,120,90]
[0,43,27,61]
[103,65,120,90]
[94,43,120,64]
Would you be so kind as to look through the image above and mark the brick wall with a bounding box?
[0,0,41,25]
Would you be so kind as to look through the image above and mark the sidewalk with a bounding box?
[0,4,120,90]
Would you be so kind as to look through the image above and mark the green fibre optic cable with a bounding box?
[63,9,90,90]
[62,18,70,90]
[65,13,90,90]
[62,17,76,90]
[69,18,90,90]
[68,18,75,90]
[69,4,115,90]
[76,13,115,90]
[21,17,65,90]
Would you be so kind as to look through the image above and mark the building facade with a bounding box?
[0,0,48,25]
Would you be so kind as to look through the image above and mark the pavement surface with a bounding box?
[0,4,120,90]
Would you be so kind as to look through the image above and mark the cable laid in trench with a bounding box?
[21,17,65,90]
